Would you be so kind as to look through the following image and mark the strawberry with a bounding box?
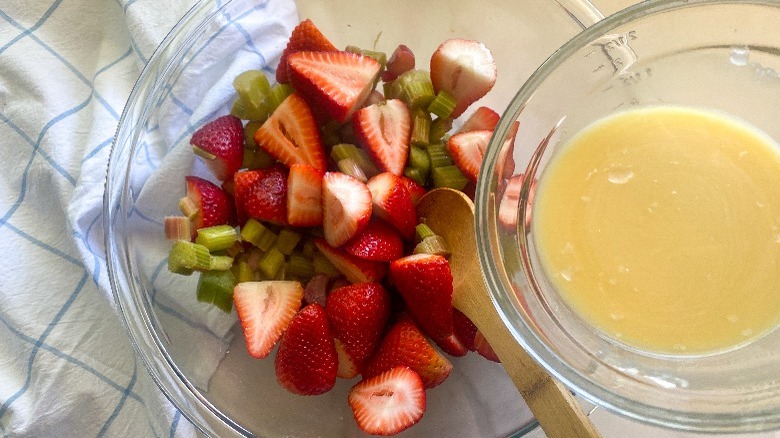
[364,318,452,388]
[389,254,454,341]
[233,166,288,225]
[314,238,387,284]
[287,163,323,227]
[233,281,304,359]
[190,115,244,181]
[430,38,496,119]
[342,219,404,262]
[183,176,236,232]
[334,338,360,379]
[253,93,326,171]
[348,367,426,436]
[322,172,372,247]
[498,173,536,231]
[457,106,500,133]
[447,129,491,183]
[275,303,338,395]
[498,120,520,179]
[276,19,338,84]
[366,172,416,240]
[287,51,381,123]
[352,99,411,176]
[474,330,500,363]
[453,308,478,351]
[433,333,468,358]
[326,282,392,371]
[381,44,415,82]
[398,175,427,206]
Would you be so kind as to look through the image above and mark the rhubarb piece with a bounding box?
[168,240,211,274]
[196,270,236,313]
[195,224,239,252]
[164,216,192,241]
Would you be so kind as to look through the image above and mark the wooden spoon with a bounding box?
[417,187,601,438]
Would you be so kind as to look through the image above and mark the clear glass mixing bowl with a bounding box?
[477,0,780,433]
[103,0,603,436]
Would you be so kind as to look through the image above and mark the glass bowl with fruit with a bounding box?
[104,0,604,436]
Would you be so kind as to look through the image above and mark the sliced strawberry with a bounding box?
[348,366,426,436]
[183,176,236,232]
[433,333,468,358]
[430,38,496,119]
[334,337,360,379]
[398,175,427,206]
[498,120,520,179]
[276,19,338,84]
[326,282,392,372]
[498,173,536,231]
[314,238,387,284]
[453,308,478,351]
[303,273,330,306]
[457,106,500,133]
[287,51,381,123]
[366,172,416,240]
[381,44,415,82]
[352,99,411,176]
[322,172,372,247]
[233,281,304,359]
[342,219,404,262]
[363,89,385,108]
[233,166,288,225]
[286,163,323,227]
[447,129,492,183]
[190,115,244,181]
[364,318,452,388]
[275,303,338,395]
[474,330,500,363]
[254,93,326,171]
[389,254,454,341]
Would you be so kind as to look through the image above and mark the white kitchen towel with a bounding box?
[0,0,296,436]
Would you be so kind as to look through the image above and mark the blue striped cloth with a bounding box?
[0,0,294,436]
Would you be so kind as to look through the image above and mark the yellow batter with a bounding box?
[533,106,780,354]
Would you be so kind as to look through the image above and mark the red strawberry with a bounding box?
[254,93,326,171]
[453,308,478,351]
[389,254,454,340]
[275,303,338,395]
[326,283,392,371]
[233,281,304,359]
[381,44,415,82]
[342,219,404,262]
[447,129,491,183]
[457,106,500,133]
[334,338,360,379]
[398,175,427,206]
[233,166,288,225]
[276,19,337,84]
[430,38,496,119]
[498,120,520,179]
[474,330,500,363]
[190,115,244,181]
[314,238,387,284]
[183,176,236,232]
[352,99,411,176]
[364,318,452,388]
[498,173,536,231]
[433,333,468,358]
[322,172,372,247]
[287,163,323,227]
[287,51,381,123]
[348,367,426,436]
[366,172,416,240]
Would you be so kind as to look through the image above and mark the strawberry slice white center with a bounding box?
[322,172,373,247]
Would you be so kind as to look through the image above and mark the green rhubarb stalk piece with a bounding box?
[196,270,236,313]
[195,224,239,252]
[427,91,457,120]
[413,235,451,258]
[258,247,285,278]
[313,253,340,278]
[415,223,437,242]
[330,143,380,177]
[209,255,234,271]
[338,158,368,182]
[287,254,315,280]
[408,145,431,174]
[427,143,453,168]
[266,83,295,113]
[168,240,211,274]
[233,260,255,283]
[241,219,277,251]
[178,196,199,219]
[429,117,453,143]
[231,70,271,121]
[411,113,431,146]
[432,165,469,190]
[391,69,435,109]
[403,167,427,186]
[275,228,302,256]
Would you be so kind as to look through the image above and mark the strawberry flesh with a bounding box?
[233,166,288,225]
[366,172,416,240]
[474,330,501,363]
[190,115,244,181]
[322,172,372,247]
[430,38,496,119]
[184,176,236,231]
[233,281,304,359]
[276,19,338,84]
[314,238,387,284]
[457,106,500,133]
[348,366,426,436]
[453,308,478,351]
[287,163,323,227]
[447,129,492,183]
[353,99,411,176]
[342,219,404,262]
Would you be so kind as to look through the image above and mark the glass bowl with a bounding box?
[103,0,603,436]
[477,0,780,433]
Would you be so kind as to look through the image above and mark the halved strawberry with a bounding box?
[447,129,491,183]
[364,318,452,388]
[433,333,468,358]
[233,166,288,225]
[389,254,454,341]
[352,99,411,176]
[253,93,326,171]
[326,282,392,372]
[322,172,372,247]
[334,337,360,379]
[276,19,338,84]
[430,38,496,119]
[398,175,427,206]
[348,367,426,436]
[453,308,478,351]
[182,176,236,233]
[457,106,500,133]
[287,51,381,123]
[366,172,416,240]
[381,44,415,82]
[287,163,323,227]
[190,115,244,181]
[275,303,338,395]
[474,330,500,363]
[342,219,404,262]
[314,238,387,284]
[498,173,536,231]
[233,281,304,359]
[498,120,520,179]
